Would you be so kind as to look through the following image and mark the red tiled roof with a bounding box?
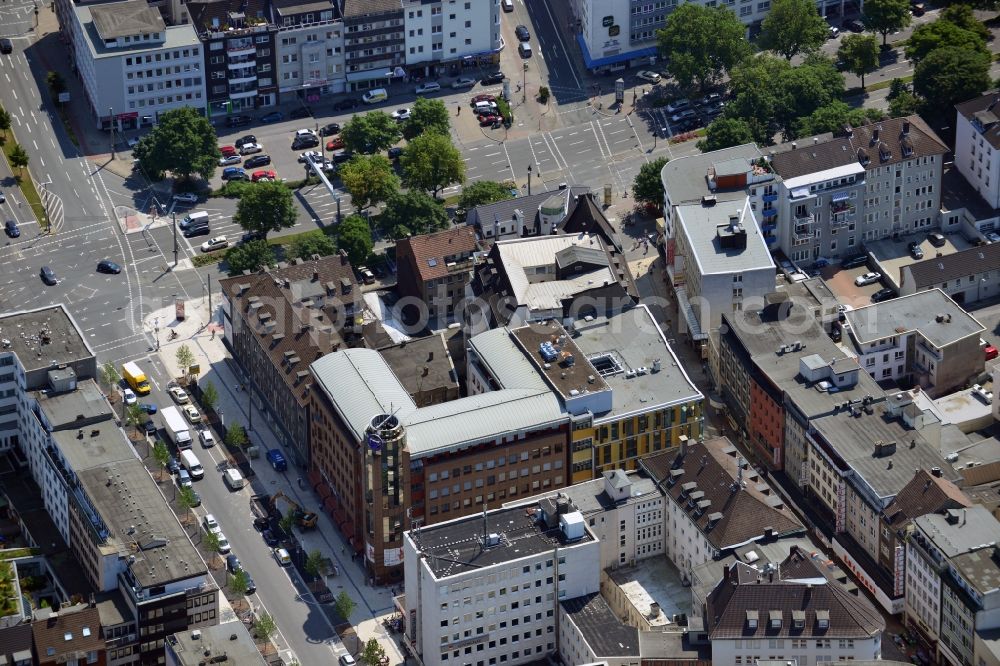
[397,226,478,284]
[32,605,104,662]
[884,468,970,527]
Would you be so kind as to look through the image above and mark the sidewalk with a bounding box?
[144,295,407,665]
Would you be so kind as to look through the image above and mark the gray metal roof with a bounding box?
[661,143,762,205]
[561,593,640,658]
[845,289,984,349]
[906,241,1000,288]
[675,199,775,275]
[467,327,550,392]
[36,380,110,429]
[0,305,93,373]
[74,4,200,60]
[914,505,1000,559]
[467,187,588,232]
[90,0,165,38]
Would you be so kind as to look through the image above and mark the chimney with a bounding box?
[312,269,320,282]
[872,127,880,143]
[339,249,349,265]
[813,137,818,145]
[763,526,775,540]
[902,120,910,136]
[679,435,689,457]
[931,466,942,477]
[428,351,434,362]
[791,142,797,150]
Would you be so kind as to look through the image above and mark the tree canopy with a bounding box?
[794,101,885,138]
[758,0,829,60]
[905,17,988,64]
[400,132,466,198]
[939,4,990,41]
[698,117,755,152]
[837,34,880,88]
[632,158,669,210]
[132,107,219,180]
[341,111,402,154]
[656,4,751,91]
[233,181,297,238]
[336,214,373,266]
[913,45,992,122]
[288,230,337,260]
[339,154,399,209]
[224,240,276,276]
[378,190,448,240]
[862,0,912,45]
[457,180,513,211]
[403,97,451,140]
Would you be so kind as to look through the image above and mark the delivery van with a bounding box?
[362,88,388,104]
[223,468,246,490]
[179,211,209,229]
[180,449,204,480]
[122,361,151,395]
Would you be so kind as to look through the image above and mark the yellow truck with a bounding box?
[122,361,151,395]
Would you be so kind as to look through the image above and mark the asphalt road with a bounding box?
[0,0,37,38]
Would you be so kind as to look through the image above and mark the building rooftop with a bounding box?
[167,623,266,665]
[341,0,402,18]
[956,92,1000,151]
[914,505,1000,560]
[53,425,134,473]
[706,547,885,640]
[0,624,32,665]
[467,187,590,236]
[556,193,621,252]
[0,306,92,374]
[378,333,458,404]
[219,253,359,407]
[93,591,131,628]
[408,503,595,578]
[952,544,1000,596]
[606,557,692,627]
[811,408,961,499]
[90,0,164,39]
[74,3,199,59]
[770,116,947,180]
[467,327,551,393]
[641,437,804,550]
[883,468,971,530]
[509,322,611,400]
[560,593,639,658]
[32,603,104,663]
[396,226,478,284]
[661,143,763,206]
[506,469,660,516]
[905,241,1000,288]
[271,0,337,16]
[637,630,711,663]
[675,199,774,276]
[844,289,984,349]
[78,459,206,588]
[35,380,112,430]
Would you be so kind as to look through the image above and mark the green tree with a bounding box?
[132,107,219,180]
[400,132,465,198]
[177,485,199,522]
[126,403,146,437]
[758,0,829,60]
[361,638,386,666]
[793,101,872,137]
[888,90,921,117]
[288,230,337,260]
[913,46,991,122]
[278,508,295,535]
[378,191,448,239]
[458,180,513,210]
[234,181,297,238]
[201,381,218,411]
[697,117,755,152]
[862,0,911,46]
[9,143,29,174]
[101,361,121,389]
[341,111,401,155]
[336,214,374,265]
[403,97,451,140]
[837,34,880,88]
[339,154,400,209]
[656,4,751,91]
[905,18,988,64]
[230,568,250,596]
[202,529,221,562]
[254,612,277,644]
[152,440,170,478]
[225,423,249,449]
[333,590,357,623]
[304,549,329,578]
[939,4,990,41]
[0,108,10,138]
[631,157,669,210]
[887,77,910,100]
[538,86,550,104]
[224,240,276,276]
[46,71,66,96]
[175,345,195,375]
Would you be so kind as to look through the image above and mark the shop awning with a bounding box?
[831,191,850,203]
[576,34,657,69]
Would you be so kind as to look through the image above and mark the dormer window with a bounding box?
[746,610,759,630]
[769,610,782,629]
[792,610,805,628]
[816,609,830,629]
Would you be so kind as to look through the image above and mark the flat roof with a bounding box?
[606,556,692,627]
[78,459,206,587]
[54,426,135,473]
[661,143,762,205]
[409,504,594,578]
[74,4,199,61]
[675,199,774,275]
[845,289,984,348]
[467,327,551,393]
[36,380,113,430]
[167,623,264,665]
[89,0,164,39]
[0,306,92,373]
[510,324,611,399]
[505,469,660,516]
[378,333,458,399]
[560,593,640,658]
[914,505,1000,559]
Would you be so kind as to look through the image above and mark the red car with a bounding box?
[470,94,496,105]
[986,345,998,361]
[251,169,277,182]
[479,114,500,126]
[326,137,345,151]
[220,145,237,157]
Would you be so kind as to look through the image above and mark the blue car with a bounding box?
[266,448,287,472]
[259,111,284,124]
[222,167,248,181]
[140,403,157,414]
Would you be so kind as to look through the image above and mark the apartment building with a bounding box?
[843,289,986,397]
[32,602,106,666]
[219,253,360,467]
[466,187,591,242]
[705,551,885,666]
[395,226,479,328]
[770,116,948,264]
[342,0,405,91]
[907,506,1000,666]
[401,501,602,666]
[401,0,501,77]
[187,0,279,114]
[641,437,804,581]
[900,242,1000,306]
[955,93,1000,210]
[272,0,346,97]
[165,623,265,666]
[62,0,204,130]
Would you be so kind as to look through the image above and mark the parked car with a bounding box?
[200,236,229,253]
[326,137,345,151]
[172,192,199,203]
[226,554,242,573]
[666,99,690,113]
[183,405,202,423]
[225,115,252,128]
[319,123,341,137]
[911,2,925,15]
[0,39,13,55]
[176,468,192,488]
[219,154,242,166]
[261,529,279,547]
[909,242,924,259]
[332,151,353,164]
[234,135,257,148]
[290,106,312,119]
[986,345,999,361]
[216,533,231,554]
[828,25,840,38]
[637,70,661,83]
[251,169,277,182]
[221,167,248,181]
[123,389,137,405]
[166,456,179,474]
[391,108,411,121]
[415,82,441,95]
[840,254,867,269]
[479,114,500,126]
[871,287,895,302]
[143,419,157,435]
[332,99,358,111]
[199,429,215,447]
[292,135,320,150]
[844,18,865,32]
[388,147,404,160]
[168,386,189,404]
[202,514,220,533]
[515,24,530,41]
[219,145,237,157]
[97,259,122,274]
[273,547,292,566]
[451,77,476,89]
[928,232,946,247]
[697,93,723,107]
[183,225,210,238]
[140,403,157,414]
[244,154,271,168]
[259,111,284,123]
[671,109,697,123]
[854,271,882,286]
[267,449,287,471]
[481,71,505,85]
[5,220,20,238]
[40,266,57,285]
[471,94,497,105]
[238,142,263,155]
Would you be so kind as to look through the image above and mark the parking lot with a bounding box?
[867,231,977,290]
[820,262,889,308]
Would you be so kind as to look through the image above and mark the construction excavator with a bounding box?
[269,490,319,530]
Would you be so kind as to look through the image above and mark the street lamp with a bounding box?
[522,62,528,103]
[527,164,532,196]
[109,107,115,158]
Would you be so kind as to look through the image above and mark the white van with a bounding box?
[362,88,388,104]
[502,0,514,11]
[518,42,532,58]
[180,449,204,480]
[223,468,246,490]
[179,211,209,229]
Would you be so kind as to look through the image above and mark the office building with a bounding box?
[165,623,266,666]
[401,0,502,77]
[955,93,1000,210]
[842,289,985,397]
[395,226,479,328]
[377,333,460,407]
[341,0,405,91]
[219,253,360,467]
[566,0,661,74]
[61,0,204,130]
[900,242,1000,306]
[272,0,346,98]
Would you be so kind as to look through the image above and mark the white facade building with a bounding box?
[955,93,1000,210]
[66,0,204,130]
[402,0,501,76]
[274,1,346,96]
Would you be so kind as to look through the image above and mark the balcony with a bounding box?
[830,200,855,214]
[228,45,256,57]
[762,192,778,202]
[794,213,814,226]
[228,57,255,69]
[761,222,776,233]
[229,88,257,100]
[761,207,777,218]
[793,227,814,242]
[229,74,257,85]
